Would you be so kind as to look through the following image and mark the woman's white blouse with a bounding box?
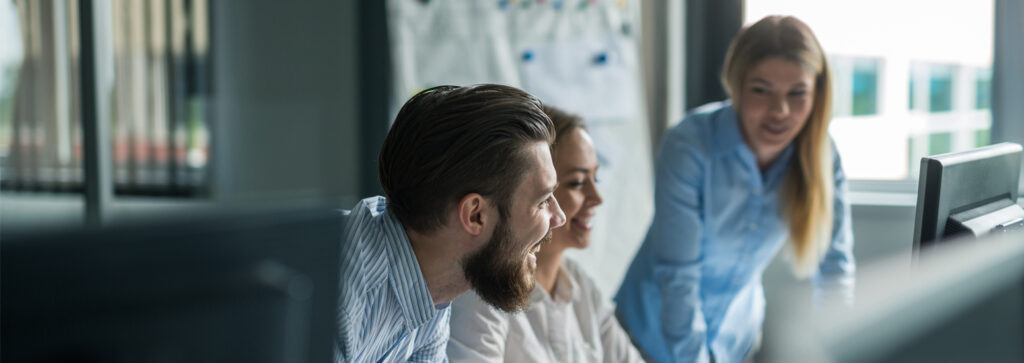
[447,258,645,362]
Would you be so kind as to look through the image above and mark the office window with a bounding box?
[975,68,992,110]
[108,0,210,195]
[974,128,990,147]
[1,0,210,196]
[928,132,952,155]
[909,62,968,113]
[831,56,881,118]
[908,77,916,111]
[907,136,917,175]
[927,64,954,113]
[851,58,879,116]
[746,0,994,181]
[1,0,82,192]
[0,1,17,174]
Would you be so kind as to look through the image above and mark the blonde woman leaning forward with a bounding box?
[614,15,855,363]
[447,105,646,363]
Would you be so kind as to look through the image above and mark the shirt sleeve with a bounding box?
[649,127,712,363]
[336,209,362,362]
[812,141,857,307]
[408,308,452,363]
[445,291,510,362]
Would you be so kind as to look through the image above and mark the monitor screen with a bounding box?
[913,142,1024,251]
[1,207,341,363]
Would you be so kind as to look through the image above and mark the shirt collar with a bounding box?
[528,263,578,306]
[380,207,439,330]
[711,101,747,157]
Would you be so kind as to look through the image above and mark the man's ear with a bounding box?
[456,193,490,236]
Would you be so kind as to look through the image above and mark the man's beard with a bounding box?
[462,219,552,313]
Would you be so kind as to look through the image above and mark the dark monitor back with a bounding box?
[1,207,341,363]
[761,230,1024,363]
[913,142,1024,250]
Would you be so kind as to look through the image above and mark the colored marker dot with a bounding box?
[523,50,534,62]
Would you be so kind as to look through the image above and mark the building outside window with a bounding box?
[832,56,881,118]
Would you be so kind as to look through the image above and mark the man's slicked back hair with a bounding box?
[378,84,555,234]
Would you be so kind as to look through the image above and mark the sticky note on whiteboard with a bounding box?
[519,36,638,124]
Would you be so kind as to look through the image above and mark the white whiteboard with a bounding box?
[387,0,653,300]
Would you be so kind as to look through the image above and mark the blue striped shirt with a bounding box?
[615,102,855,363]
[336,196,450,363]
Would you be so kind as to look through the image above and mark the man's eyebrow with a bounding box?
[539,183,557,199]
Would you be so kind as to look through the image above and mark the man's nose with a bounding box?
[549,197,567,229]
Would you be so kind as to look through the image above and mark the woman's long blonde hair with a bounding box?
[720,15,834,277]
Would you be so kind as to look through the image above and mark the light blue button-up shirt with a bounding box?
[336,196,450,363]
[614,102,855,363]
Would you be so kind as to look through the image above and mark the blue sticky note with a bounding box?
[594,52,608,65]
[522,50,534,62]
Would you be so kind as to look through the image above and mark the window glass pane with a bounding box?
[929,132,952,155]
[0,0,210,196]
[851,58,879,116]
[974,128,990,147]
[909,77,916,111]
[746,0,994,180]
[108,0,209,196]
[928,65,954,112]
[1,0,83,192]
[831,56,881,118]
[975,68,992,110]
[907,136,918,176]
[0,0,19,165]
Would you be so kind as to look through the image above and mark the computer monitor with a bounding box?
[760,229,1024,363]
[912,142,1024,250]
[1,206,341,363]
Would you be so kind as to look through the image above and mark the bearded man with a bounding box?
[336,84,567,362]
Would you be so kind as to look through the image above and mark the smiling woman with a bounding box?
[614,15,855,363]
[720,15,836,275]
